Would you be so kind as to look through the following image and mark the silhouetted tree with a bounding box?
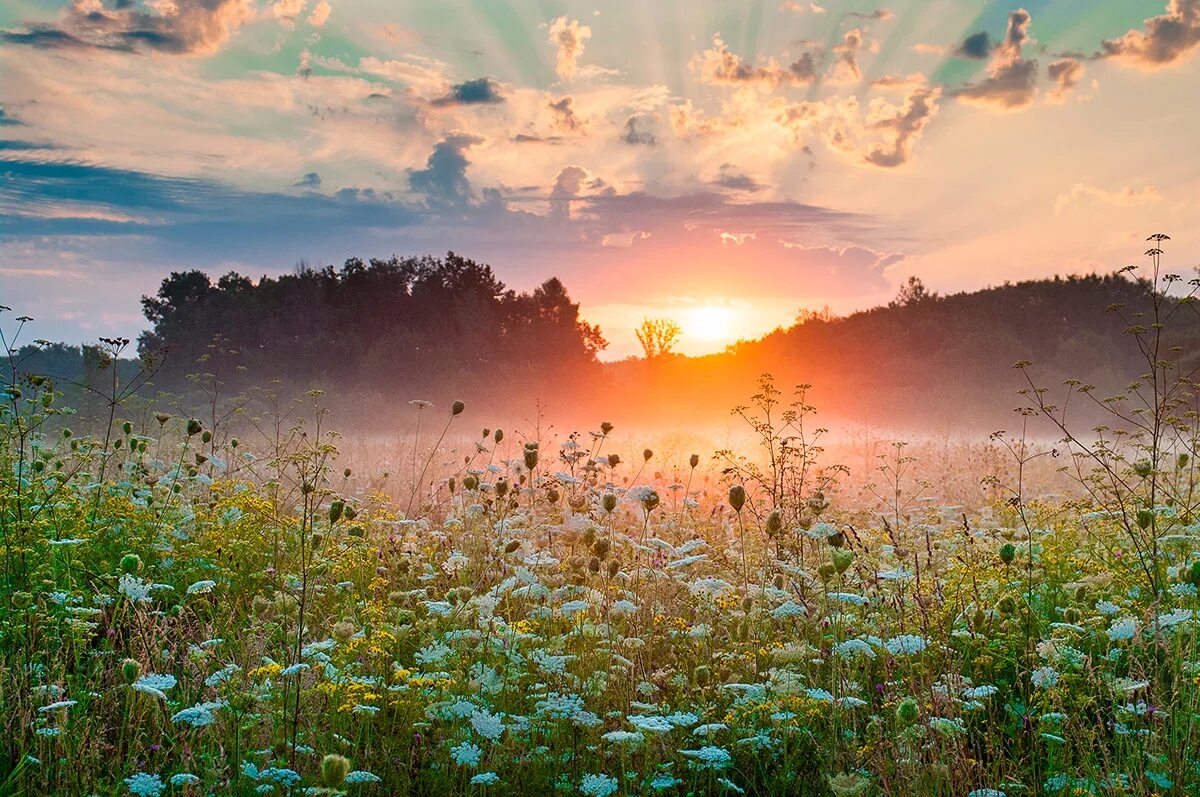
[635,318,682,359]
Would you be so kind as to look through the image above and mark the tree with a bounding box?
[889,276,935,308]
[635,317,682,359]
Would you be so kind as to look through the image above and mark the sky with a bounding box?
[2,0,1199,359]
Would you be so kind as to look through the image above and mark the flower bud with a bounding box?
[122,658,141,684]
[896,697,919,724]
[121,553,142,574]
[321,754,351,788]
[689,454,700,469]
[186,419,202,436]
[728,485,746,512]
[602,494,617,513]
[451,400,465,416]
[999,543,1016,564]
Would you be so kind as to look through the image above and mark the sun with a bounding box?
[682,304,737,343]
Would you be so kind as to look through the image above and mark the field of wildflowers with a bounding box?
[2,240,1200,795]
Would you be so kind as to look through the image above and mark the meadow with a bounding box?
[3,241,1200,796]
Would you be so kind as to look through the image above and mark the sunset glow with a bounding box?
[3,1,1199,357]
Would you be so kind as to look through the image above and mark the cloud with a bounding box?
[847,9,892,21]
[548,96,584,133]
[1047,58,1084,102]
[0,106,21,126]
[860,87,940,167]
[307,0,330,27]
[1,0,254,55]
[547,16,591,80]
[550,165,588,221]
[271,0,306,22]
[1054,183,1160,213]
[293,171,321,189]
[870,72,927,90]
[781,2,826,12]
[621,115,656,146]
[407,135,482,205]
[954,9,1039,110]
[1100,0,1200,68]
[693,34,817,87]
[430,77,504,107]
[828,28,865,82]
[955,31,992,60]
[713,163,760,191]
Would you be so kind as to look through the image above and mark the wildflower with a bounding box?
[186,580,216,595]
[38,700,77,713]
[895,698,919,724]
[827,771,872,796]
[471,772,501,786]
[579,773,619,797]
[470,709,505,741]
[680,746,733,770]
[650,774,682,790]
[168,774,200,787]
[967,791,1006,797]
[450,740,484,767]
[124,772,165,797]
[135,673,177,692]
[172,704,217,727]
[119,574,152,603]
[884,635,928,655]
[1107,617,1138,641]
[629,715,674,733]
[1031,666,1060,689]
[834,639,876,660]
[602,730,645,745]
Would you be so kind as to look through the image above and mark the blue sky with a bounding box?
[2,0,1199,357]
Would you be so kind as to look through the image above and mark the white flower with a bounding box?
[344,771,382,784]
[450,740,483,767]
[471,772,501,786]
[470,709,504,741]
[883,635,928,656]
[1031,666,1059,689]
[680,746,733,770]
[1107,616,1138,641]
[628,715,674,733]
[186,580,216,595]
[125,772,165,797]
[119,574,152,603]
[579,773,618,797]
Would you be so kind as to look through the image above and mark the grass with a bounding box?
[1,383,1199,797]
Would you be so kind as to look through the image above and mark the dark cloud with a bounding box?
[953,9,1038,110]
[1047,58,1084,101]
[956,31,992,59]
[0,0,253,55]
[548,96,584,133]
[407,135,482,205]
[293,172,322,189]
[862,87,940,167]
[621,115,657,146]
[430,78,504,107]
[511,133,564,145]
[714,164,760,191]
[0,107,21,126]
[847,9,892,21]
[695,34,819,86]
[1100,0,1200,67]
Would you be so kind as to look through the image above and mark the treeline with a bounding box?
[137,253,607,416]
[600,273,1200,429]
